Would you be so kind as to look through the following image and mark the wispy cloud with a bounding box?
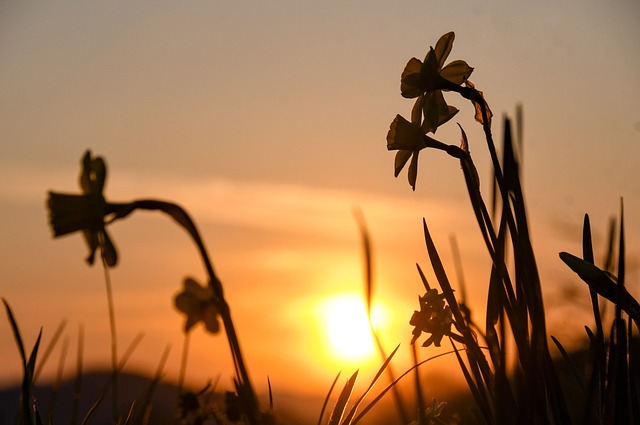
[2,161,469,242]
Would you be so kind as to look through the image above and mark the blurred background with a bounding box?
[1,0,639,411]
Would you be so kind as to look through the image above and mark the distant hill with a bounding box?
[0,370,351,424]
[5,353,604,425]
[0,369,468,424]
[0,370,180,424]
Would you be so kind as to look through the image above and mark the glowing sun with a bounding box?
[316,293,389,363]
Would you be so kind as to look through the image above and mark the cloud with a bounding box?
[0,160,468,241]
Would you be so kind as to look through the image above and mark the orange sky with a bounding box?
[1,0,640,405]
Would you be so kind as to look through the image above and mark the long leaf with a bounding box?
[422,219,494,388]
[352,349,464,425]
[317,372,341,425]
[551,336,586,393]
[560,252,640,325]
[3,298,27,366]
[3,299,41,425]
[72,325,84,425]
[355,210,408,424]
[34,319,67,382]
[451,340,493,424]
[415,263,431,292]
[353,209,372,319]
[135,344,171,424]
[328,370,358,425]
[342,344,400,424]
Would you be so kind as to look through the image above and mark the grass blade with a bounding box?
[550,336,586,393]
[342,344,400,424]
[34,319,67,382]
[451,340,493,424]
[415,263,431,292]
[317,372,341,425]
[353,209,372,319]
[135,344,170,424]
[560,252,640,325]
[354,210,408,423]
[3,299,42,425]
[351,349,464,425]
[268,375,274,410]
[411,344,427,425]
[328,370,358,425]
[47,336,69,425]
[3,298,27,366]
[71,325,84,425]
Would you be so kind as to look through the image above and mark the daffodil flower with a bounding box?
[174,277,220,334]
[47,150,118,267]
[387,114,449,190]
[400,32,473,134]
[410,289,454,347]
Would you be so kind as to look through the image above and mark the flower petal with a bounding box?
[400,58,424,98]
[183,278,213,301]
[79,151,107,195]
[421,91,458,133]
[175,292,200,315]
[90,157,107,195]
[411,96,423,125]
[440,60,473,85]
[47,192,100,236]
[420,48,441,90]
[434,32,455,68]
[387,115,426,151]
[408,150,420,190]
[184,314,200,333]
[82,229,99,265]
[202,306,220,334]
[80,151,93,194]
[394,150,412,177]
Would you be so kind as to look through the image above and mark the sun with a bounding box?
[316,293,390,364]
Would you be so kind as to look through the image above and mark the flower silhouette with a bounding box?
[410,288,454,347]
[47,150,118,267]
[386,114,445,190]
[400,32,473,134]
[174,277,220,334]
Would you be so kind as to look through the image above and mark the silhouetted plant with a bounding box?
[389,31,639,425]
[46,150,262,424]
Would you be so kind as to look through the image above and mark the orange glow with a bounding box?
[313,293,392,366]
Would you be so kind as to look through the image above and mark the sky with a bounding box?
[1,0,640,410]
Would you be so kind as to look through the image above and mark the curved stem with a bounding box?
[106,199,260,423]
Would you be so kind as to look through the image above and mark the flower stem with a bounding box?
[107,199,260,423]
[177,333,190,396]
[100,252,118,420]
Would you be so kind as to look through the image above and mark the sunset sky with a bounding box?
[1,0,640,406]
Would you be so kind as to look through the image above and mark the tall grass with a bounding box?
[385,31,640,425]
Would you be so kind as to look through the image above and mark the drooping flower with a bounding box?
[400,32,473,134]
[174,277,220,334]
[47,150,118,267]
[386,114,444,190]
[410,288,454,347]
